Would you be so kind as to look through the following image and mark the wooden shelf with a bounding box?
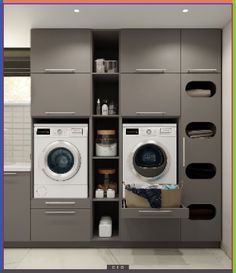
[92,73,119,82]
[92,231,119,241]
[92,115,119,118]
[93,197,119,202]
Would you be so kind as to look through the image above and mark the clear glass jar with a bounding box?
[97,168,117,194]
[96,130,117,157]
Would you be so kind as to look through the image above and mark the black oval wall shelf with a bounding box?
[186,163,216,179]
[188,204,216,220]
[186,122,216,139]
[186,81,216,97]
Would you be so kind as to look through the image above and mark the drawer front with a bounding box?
[121,207,189,219]
[31,29,92,73]
[31,74,91,117]
[31,209,91,241]
[4,172,30,242]
[120,29,180,73]
[120,219,180,241]
[31,199,91,209]
[120,74,180,116]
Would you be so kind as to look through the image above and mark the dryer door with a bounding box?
[132,142,168,180]
[42,141,81,181]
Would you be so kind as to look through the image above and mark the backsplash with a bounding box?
[4,104,31,163]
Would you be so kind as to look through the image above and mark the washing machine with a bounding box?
[123,123,177,189]
[34,124,88,198]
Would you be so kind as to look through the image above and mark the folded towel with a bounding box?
[187,89,211,97]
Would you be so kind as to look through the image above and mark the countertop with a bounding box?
[4,162,31,172]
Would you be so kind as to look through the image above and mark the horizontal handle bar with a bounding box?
[4,172,17,175]
[45,211,76,214]
[135,68,166,73]
[136,112,166,115]
[139,210,172,213]
[44,69,76,73]
[187,68,217,73]
[45,202,76,205]
[45,112,76,115]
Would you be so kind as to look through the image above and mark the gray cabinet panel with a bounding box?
[120,29,180,72]
[4,172,30,242]
[31,209,91,241]
[120,219,180,241]
[31,74,91,117]
[181,29,221,73]
[31,29,92,73]
[31,198,91,209]
[120,74,180,116]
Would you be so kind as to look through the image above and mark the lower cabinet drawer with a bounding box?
[121,207,189,219]
[31,209,91,241]
[120,219,180,241]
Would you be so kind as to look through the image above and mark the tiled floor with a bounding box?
[4,248,231,269]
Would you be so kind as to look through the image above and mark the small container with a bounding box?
[99,216,112,238]
[96,98,101,115]
[97,168,117,194]
[102,99,109,116]
[96,130,117,157]
[107,189,115,199]
[95,189,104,199]
[108,101,117,115]
[105,60,117,73]
[95,59,105,73]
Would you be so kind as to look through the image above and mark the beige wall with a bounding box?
[222,20,232,258]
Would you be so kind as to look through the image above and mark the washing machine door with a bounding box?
[132,141,168,180]
[42,141,81,181]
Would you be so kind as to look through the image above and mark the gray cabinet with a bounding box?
[120,219,180,241]
[120,29,180,73]
[4,172,30,242]
[120,74,180,116]
[31,74,91,117]
[181,29,221,73]
[31,209,91,241]
[31,29,92,73]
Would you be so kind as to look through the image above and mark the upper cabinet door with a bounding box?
[181,29,221,73]
[31,29,92,73]
[120,29,180,73]
[120,74,180,117]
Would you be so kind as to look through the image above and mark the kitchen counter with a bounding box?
[4,162,31,172]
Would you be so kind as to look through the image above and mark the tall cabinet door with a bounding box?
[4,172,30,242]
[31,29,92,73]
[31,74,91,117]
[120,29,180,73]
[180,74,221,242]
[181,29,221,73]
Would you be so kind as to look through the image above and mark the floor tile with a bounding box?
[4,248,30,264]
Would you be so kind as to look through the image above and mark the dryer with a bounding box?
[34,124,88,198]
[123,123,177,188]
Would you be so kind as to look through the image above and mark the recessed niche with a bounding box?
[186,122,216,139]
[188,204,216,220]
[186,163,216,179]
[185,81,216,97]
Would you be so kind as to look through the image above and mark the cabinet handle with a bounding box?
[44,211,76,215]
[44,69,76,73]
[4,172,17,175]
[187,69,217,73]
[45,112,76,115]
[135,68,166,73]
[136,111,166,116]
[183,137,186,168]
[45,201,76,205]
[139,210,172,213]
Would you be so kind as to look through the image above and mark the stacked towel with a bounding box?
[188,129,214,138]
[187,89,211,97]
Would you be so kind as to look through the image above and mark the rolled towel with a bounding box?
[187,89,211,97]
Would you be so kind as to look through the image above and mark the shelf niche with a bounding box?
[188,204,216,220]
[186,163,216,179]
[185,81,216,97]
[186,122,216,139]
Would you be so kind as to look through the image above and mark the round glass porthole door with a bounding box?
[43,141,81,181]
[132,143,168,179]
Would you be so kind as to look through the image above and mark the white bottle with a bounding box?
[102,100,108,116]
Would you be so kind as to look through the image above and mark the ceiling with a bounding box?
[4,4,231,48]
